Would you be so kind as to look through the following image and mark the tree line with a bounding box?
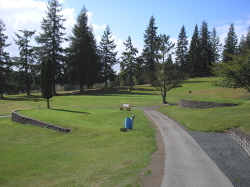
[1,0,250,100]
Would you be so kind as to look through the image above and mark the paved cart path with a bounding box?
[143,109,233,187]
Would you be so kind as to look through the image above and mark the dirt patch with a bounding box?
[138,111,165,187]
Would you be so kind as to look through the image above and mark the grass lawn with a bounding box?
[0,108,156,187]
[1,77,250,186]
[159,77,250,134]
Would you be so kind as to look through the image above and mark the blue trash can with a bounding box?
[125,118,133,129]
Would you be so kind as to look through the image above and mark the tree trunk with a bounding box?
[53,83,57,95]
[47,98,50,108]
[80,84,83,92]
[0,89,3,98]
[162,91,167,104]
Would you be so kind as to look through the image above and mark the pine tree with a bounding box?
[99,25,118,88]
[223,23,238,62]
[14,30,36,96]
[67,7,100,91]
[41,57,53,108]
[246,26,250,49]
[35,0,67,94]
[142,16,158,85]
[238,35,247,55]
[0,19,11,98]
[175,25,189,70]
[120,36,138,87]
[211,27,222,62]
[199,21,213,76]
[188,24,200,77]
[158,34,175,63]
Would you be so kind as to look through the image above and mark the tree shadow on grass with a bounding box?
[50,108,90,114]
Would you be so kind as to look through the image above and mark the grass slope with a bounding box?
[159,77,250,133]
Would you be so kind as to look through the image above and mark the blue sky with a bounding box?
[1,0,250,72]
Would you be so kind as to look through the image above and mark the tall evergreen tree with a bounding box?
[199,21,213,76]
[120,36,138,87]
[188,24,200,77]
[0,19,11,98]
[175,25,189,70]
[41,57,53,108]
[14,30,36,96]
[35,0,67,94]
[67,7,100,91]
[223,23,238,62]
[99,25,118,88]
[211,27,222,62]
[245,26,250,49]
[238,35,247,55]
[142,16,158,85]
[158,34,175,63]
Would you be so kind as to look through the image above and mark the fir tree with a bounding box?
[223,23,238,62]
[175,25,189,70]
[188,24,200,77]
[211,27,222,62]
[142,16,158,85]
[158,34,175,63]
[120,36,138,87]
[199,21,213,76]
[99,25,118,88]
[14,30,36,96]
[67,7,100,91]
[35,0,67,94]
[0,19,11,98]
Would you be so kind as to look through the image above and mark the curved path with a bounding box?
[143,109,233,187]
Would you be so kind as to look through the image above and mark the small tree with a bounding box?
[154,55,188,103]
[212,49,250,92]
[41,57,53,108]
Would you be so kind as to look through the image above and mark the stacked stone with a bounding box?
[178,99,238,109]
[12,111,71,133]
[227,128,250,157]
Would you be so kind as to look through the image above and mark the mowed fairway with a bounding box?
[0,88,161,187]
[1,78,250,186]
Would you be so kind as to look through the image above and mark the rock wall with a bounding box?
[179,99,238,109]
[227,128,250,157]
[12,110,71,133]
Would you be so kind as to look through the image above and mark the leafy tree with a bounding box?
[142,16,158,85]
[14,30,36,96]
[35,0,67,94]
[212,49,250,92]
[99,25,118,88]
[41,57,53,108]
[199,21,213,76]
[154,55,187,103]
[0,19,11,98]
[188,24,200,77]
[120,36,138,87]
[67,7,100,91]
[223,23,238,62]
[175,25,189,70]
[211,27,222,62]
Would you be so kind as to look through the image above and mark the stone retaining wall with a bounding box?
[12,111,71,133]
[227,128,250,157]
[179,99,238,109]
